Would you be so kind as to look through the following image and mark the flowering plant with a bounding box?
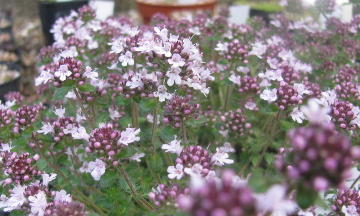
[1,1,360,215]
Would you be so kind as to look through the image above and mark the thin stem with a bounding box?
[350,174,360,189]
[132,100,139,129]
[238,158,251,176]
[149,104,158,154]
[73,188,107,216]
[117,164,154,211]
[224,84,233,112]
[73,88,94,130]
[181,122,188,143]
[164,152,174,167]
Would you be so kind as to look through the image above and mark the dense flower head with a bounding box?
[216,39,249,64]
[329,100,357,130]
[0,107,13,128]
[37,45,59,65]
[0,151,41,184]
[162,95,200,128]
[13,105,40,133]
[175,145,213,177]
[53,57,86,87]
[331,185,360,215]
[177,169,258,216]
[219,109,252,137]
[86,126,123,163]
[274,81,302,110]
[4,91,24,104]
[237,75,260,95]
[276,122,359,191]
[51,201,86,216]
[148,183,190,207]
[50,116,80,144]
[78,5,96,22]
[335,81,360,102]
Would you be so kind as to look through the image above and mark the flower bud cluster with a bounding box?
[175,145,213,177]
[78,5,96,22]
[237,75,260,95]
[276,123,359,191]
[53,57,86,87]
[65,36,86,50]
[52,117,79,143]
[148,183,190,207]
[177,169,257,216]
[86,126,122,165]
[4,91,24,103]
[162,95,200,128]
[275,81,302,110]
[280,65,300,84]
[13,105,40,132]
[220,109,252,137]
[332,66,356,84]
[331,185,360,215]
[52,201,86,216]
[0,151,41,184]
[0,107,13,127]
[303,81,323,99]
[330,100,357,130]
[335,82,360,101]
[315,0,336,14]
[37,45,59,65]
[219,39,250,64]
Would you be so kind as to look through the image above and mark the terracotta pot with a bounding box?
[136,0,218,24]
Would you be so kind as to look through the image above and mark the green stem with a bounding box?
[149,104,158,154]
[350,174,360,189]
[73,88,94,130]
[118,164,155,211]
[224,84,233,112]
[132,100,139,129]
[181,122,188,143]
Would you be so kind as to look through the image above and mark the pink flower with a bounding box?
[37,122,54,135]
[28,191,48,216]
[211,148,234,166]
[117,127,141,146]
[54,65,72,81]
[88,159,106,181]
[161,136,183,155]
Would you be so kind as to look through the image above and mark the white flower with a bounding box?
[126,74,144,89]
[3,184,27,212]
[1,143,14,152]
[119,51,134,67]
[245,101,257,110]
[154,27,169,43]
[54,190,72,203]
[219,142,235,153]
[63,124,77,135]
[267,58,279,69]
[342,205,359,216]
[35,69,54,86]
[317,90,337,106]
[259,69,283,81]
[166,67,182,86]
[290,107,307,123]
[41,173,57,186]
[161,136,183,155]
[249,42,267,58]
[184,163,203,176]
[301,98,331,124]
[153,85,173,102]
[54,65,72,81]
[108,38,126,54]
[129,152,145,162]
[260,88,278,103]
[215,42,229,54]
[60,49,77,58]
[219,129,229,137]
[118,127,141,146]
[270,20,281,28]
[88,159,106,181]
[211,148,234,166]
[205,170,217,180]
[109,108,122,120]
[229,74,241,86]
[65,91,76,99]
[54,106,66,118]
[294,83,310,98]
[189,26,201,35]
[168,53,185,68]
[255,184,297,215]
[28,191,47,216]
[37,122,54,135]
[83,66,99,80]
[71,126,90,142]
[167,163,184,180]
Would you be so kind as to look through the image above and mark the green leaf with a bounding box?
[160,126,180,142]
[82,172,95,186]
[186,115,207,127]
[116,95,131,106]
[139,98,157,114]
[38,134,55,143]
[12,137,28,148]
[100,169,118,186]
[55,86,72,101]
[279,120,294,131]
[296,184,318,209]
[149,154,163,173]
[119,117,132,128]
[10,209,25,216]
[251,154,260,166]
[78,84,97,92]
[63,80,76,88]
[57,155,71,167]
[96,111,110,125]
[260,103,279,115]
[132,95,142,103]
[34,158,48,171]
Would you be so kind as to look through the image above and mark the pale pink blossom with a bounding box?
[88,159,106,181]
[129,152,145,162]
[167,164,184,180]
[117,127,141,146]
[211,148,234,166]
[119,51,134,67]
[28,191,47,216]
[290,107,307,123]
[162,136,183,155]
[109,108,122,120]
[54,65,72,81]
[168,53,185,68]
[41,173,57,186]
[260,88,278,103]
[37,122,54,135]
[54,106,66,118]
[153,85,173,102]
[54,190,72,203]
